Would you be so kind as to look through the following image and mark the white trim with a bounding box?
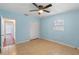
[16,39,32,44]
[16,37,79,49]
[77,48,79,50]
[41,37,79,49]
[16,38,40,44]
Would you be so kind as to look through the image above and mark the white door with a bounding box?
[1,17,16,55]
[30,21,40,39]
[5,20,16,46]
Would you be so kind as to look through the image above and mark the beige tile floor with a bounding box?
[16,39,79,55]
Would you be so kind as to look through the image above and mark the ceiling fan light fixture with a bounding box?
[38,10,43,14]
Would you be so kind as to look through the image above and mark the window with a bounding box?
[53,19,64,31]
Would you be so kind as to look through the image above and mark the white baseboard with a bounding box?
[16,37,79,49]
[77,48,79,50]
[41,37,78,49]
[16,39,31,44]
[16,37,40,44]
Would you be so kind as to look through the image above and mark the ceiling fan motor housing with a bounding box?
[38,5,43,9]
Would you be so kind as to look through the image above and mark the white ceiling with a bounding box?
[0,3,79,17]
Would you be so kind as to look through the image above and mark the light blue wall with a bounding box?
[40,10,79,48]
[0,8,79,48]
[0,9,40,44]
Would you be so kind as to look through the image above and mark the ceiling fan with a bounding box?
[29,3,52,15]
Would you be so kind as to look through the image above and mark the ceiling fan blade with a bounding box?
[30,10,38,12]
[32,3,39,9]
[43,4,52,9]
[24,14,28,16]
[43,10,50,13]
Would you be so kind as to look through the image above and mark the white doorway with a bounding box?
[30,21,40,39]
